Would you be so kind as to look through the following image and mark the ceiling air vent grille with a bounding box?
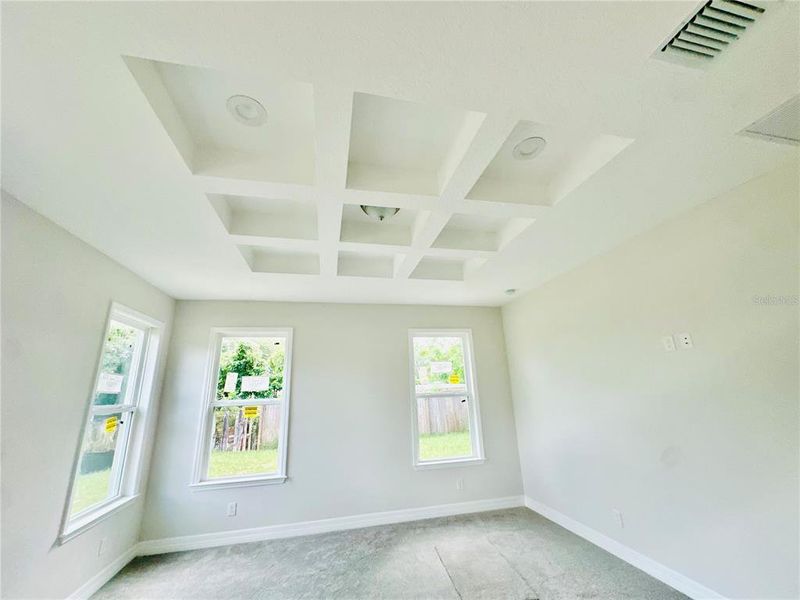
[659,0,765,65]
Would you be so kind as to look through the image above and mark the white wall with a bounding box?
[1,193,175,599]
[141,301,522,540]
[502,162,799,600]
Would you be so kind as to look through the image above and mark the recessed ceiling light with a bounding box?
[512,136,547,161]
[226,95,267,127]
[360,205,400,222]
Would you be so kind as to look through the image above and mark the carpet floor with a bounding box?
[94,507,688,599]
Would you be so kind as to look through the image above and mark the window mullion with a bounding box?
[91,404,136,415]
[210,399,279,408]
[414,391,470,399]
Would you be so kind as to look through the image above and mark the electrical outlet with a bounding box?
[227,502,237,517]
[612,509,624,529]
[661,335,676,352]
[456,478,464,491]
[98,537,107,556]
[677,332,693,349]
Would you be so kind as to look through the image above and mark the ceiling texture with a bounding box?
[2,1,798,305]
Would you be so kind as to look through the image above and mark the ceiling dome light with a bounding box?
[512,136,547,161]
[360,205,400,222]
[226,95,267,126]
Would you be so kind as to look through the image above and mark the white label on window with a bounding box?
[241,375,270,392]
[223,372,238,392]
[97,373,124,394]
[430,361,452,374]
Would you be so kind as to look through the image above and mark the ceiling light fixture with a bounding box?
[360,205,400,222]
[512,136,547,161]
[226,95,267,126]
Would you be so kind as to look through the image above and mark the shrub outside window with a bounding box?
[192,328,293,489]
[408,330,485,468]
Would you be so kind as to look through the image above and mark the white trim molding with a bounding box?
[138,495,524,555]
[524,497,727,600]
[67,545,139,600]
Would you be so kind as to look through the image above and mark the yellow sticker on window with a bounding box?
[243,406,259,419]
[104,416,118,433]
[449,374,460,384]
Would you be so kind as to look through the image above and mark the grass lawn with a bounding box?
[71,469,112,515]
[209,448,278,478]
[419,430,472,461]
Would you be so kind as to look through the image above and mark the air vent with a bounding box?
[740,95,800,146]
[658,0,766,66]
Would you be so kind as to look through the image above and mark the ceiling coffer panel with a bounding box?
[660,0,765,62]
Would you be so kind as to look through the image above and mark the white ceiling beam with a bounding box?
[195,176,310,201]
[393,211,451,279]
[228,235,319,252]
[439,113,519,203]
[337,240,495,260]
[393,114,519,280]
[313,86,353,276]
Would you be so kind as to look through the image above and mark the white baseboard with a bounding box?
[523,496,726,600]
[67,545,138,600]
[67,496,725,600]
[137,495,524,556]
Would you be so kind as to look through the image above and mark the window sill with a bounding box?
[414,457,486,471]
[189,475,287,491]
[58,494,140,545]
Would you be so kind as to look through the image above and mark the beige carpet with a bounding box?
[95,508,688,599]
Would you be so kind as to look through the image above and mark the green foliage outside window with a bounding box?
[413,337,465,386]
[216,338,285,399]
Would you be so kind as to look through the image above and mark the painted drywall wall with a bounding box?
[1,193,175,599]
[141,301,522,540]
[502,162,799,600]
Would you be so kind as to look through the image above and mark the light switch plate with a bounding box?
[662,335,676,352]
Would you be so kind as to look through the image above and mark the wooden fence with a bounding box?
[217,405,280,451]
[417,396,469,435]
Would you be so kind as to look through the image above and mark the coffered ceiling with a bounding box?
[2,1,798,305]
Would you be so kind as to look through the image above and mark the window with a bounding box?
[408,330,485,468]
[61,303,162,541]
[192,328,292,489]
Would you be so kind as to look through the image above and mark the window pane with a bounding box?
[70,412,124,516]
[412,336,468,395]
[216,337,286,402]
[208,405,280,478]
[94,320,143,406]
[417,396,472,461]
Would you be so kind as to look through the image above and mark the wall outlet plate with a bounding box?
[227,502,238,517]
[612,509,624,528]
[662,335,676,352]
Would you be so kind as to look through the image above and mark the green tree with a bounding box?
[414,337,465,385]
[216,339,285,399]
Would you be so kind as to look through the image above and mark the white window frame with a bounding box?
[190,327,293,491]
[408,329,486,470]
[59,302,163,543]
